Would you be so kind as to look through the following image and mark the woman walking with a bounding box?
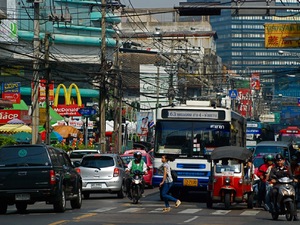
[159,155,181,212]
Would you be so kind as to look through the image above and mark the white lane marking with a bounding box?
[179,209,202,214]
[119,208,145,213]
[184,216,199,223]
[240,210,260,216]
[90,207,117,212]
[149,208,164,213]
[211,210,231,215]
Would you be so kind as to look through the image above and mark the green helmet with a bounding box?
[264,154,274,162]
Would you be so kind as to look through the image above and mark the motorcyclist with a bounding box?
[268,153,298,221]
[125,151,148,198]
[255,154,274,207]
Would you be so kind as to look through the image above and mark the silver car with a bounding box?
[78,154,126,199]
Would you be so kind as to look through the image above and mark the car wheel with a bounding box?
[0,202,7,214]
[71,184,82,209]
[83,193,90,199]
[53,188,66,213]
[16,202,27,213]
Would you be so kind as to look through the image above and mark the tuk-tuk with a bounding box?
[207,146,254,209]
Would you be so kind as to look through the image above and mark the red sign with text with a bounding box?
[0,110,21,124]
[238,88,252,117]
[52,104,83,116]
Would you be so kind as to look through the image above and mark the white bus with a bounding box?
[152,101,246,198]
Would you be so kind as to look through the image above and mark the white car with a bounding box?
[68,149,101,165]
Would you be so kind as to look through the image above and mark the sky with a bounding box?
[121,0,183,8]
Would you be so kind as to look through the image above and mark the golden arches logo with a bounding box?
[53,83,82,107]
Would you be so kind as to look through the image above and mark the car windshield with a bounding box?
[121,156,147,165]
[253,157,264,168]
[81,156,114,168]
[0,146,50,167]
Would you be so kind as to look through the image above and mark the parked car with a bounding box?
[121,149,154,188]
[0,144,82,214]
[77,153,126,199]
[68,149,101,166]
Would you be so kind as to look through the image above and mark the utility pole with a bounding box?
[44,33,51,145]
[99,0,107,152]
[32,1,40,144]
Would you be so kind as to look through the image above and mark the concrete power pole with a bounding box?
[99,0,107,152]
[44,33,51,145]
[31,1,40,144]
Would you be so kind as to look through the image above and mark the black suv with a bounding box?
[0,144,82,214]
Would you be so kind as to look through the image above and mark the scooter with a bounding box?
[129,170,144,204]
[269,177,296,221]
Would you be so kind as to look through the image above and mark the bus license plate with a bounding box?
[15,194,30,201]
[183,179,198,187]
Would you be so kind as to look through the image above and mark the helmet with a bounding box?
[264,154,274,163]
[275,153,284,161]
[134,151,142,160]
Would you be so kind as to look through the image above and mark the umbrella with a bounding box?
[11,132,32,143]
[53,125,83,139]
[40,130,63,142]
[7,118,25,124]
[0,124,32,133]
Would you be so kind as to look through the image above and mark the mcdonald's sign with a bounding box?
[52,83,83,116]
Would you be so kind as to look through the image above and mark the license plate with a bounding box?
[15,194,30,201]
[91,183,102,188]
[183,179,198,187]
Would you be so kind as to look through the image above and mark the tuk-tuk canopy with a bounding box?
[211,146,252,161]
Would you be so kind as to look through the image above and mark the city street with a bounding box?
[1,187,297,225]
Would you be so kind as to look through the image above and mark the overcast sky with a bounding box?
[121,0,184,8]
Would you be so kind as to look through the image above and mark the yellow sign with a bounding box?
[39,108,47,124]
[53,83,82,107]
[265,23,300,48]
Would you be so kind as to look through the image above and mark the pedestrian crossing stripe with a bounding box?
[211,210,231,215]
[240,210,260,216]
[178,209,202,214]
[119,208,145,213]
[91,207,117,213]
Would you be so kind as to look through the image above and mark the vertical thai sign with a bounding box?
[238,88,252,118]
[0,0,17,43]
[31,79,54,107]
[1,82,21,103]
[251,72,260,90]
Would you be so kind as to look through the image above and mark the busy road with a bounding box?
[1,187,297,225]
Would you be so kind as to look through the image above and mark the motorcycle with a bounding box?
[269,177,296,221]
[129,170,144,204]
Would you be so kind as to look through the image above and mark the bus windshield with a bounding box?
[154,120,230,158]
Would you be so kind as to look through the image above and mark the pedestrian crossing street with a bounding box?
[89,204,268,216]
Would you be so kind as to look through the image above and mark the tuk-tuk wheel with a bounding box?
[206,192,213,208]
[224,193,231,209]
[247,192,254,209]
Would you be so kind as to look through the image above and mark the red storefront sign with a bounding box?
[52,104,83,116]
[2,92,21,104]
[0,110,21,124]
[238,89,252,117]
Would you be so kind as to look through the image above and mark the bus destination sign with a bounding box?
[166,110,219,119]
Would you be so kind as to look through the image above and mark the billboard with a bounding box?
[265,23,300,48]
[0,0,17,43]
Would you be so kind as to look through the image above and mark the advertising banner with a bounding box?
[136,111,154,141]
[52,83,83,116]
[265,23,300,48]
[0,109,20,124]
[251,72,260,90]
[1,82,21,103]
[237,88,252,117]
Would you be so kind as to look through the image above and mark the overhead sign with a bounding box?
[251,73,260,90]
[229,89,238,99]
[265,23,300,48]
[78,107,97,116]
[0,109,20,124]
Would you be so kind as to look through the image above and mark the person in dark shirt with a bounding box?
[268,153,298,221]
